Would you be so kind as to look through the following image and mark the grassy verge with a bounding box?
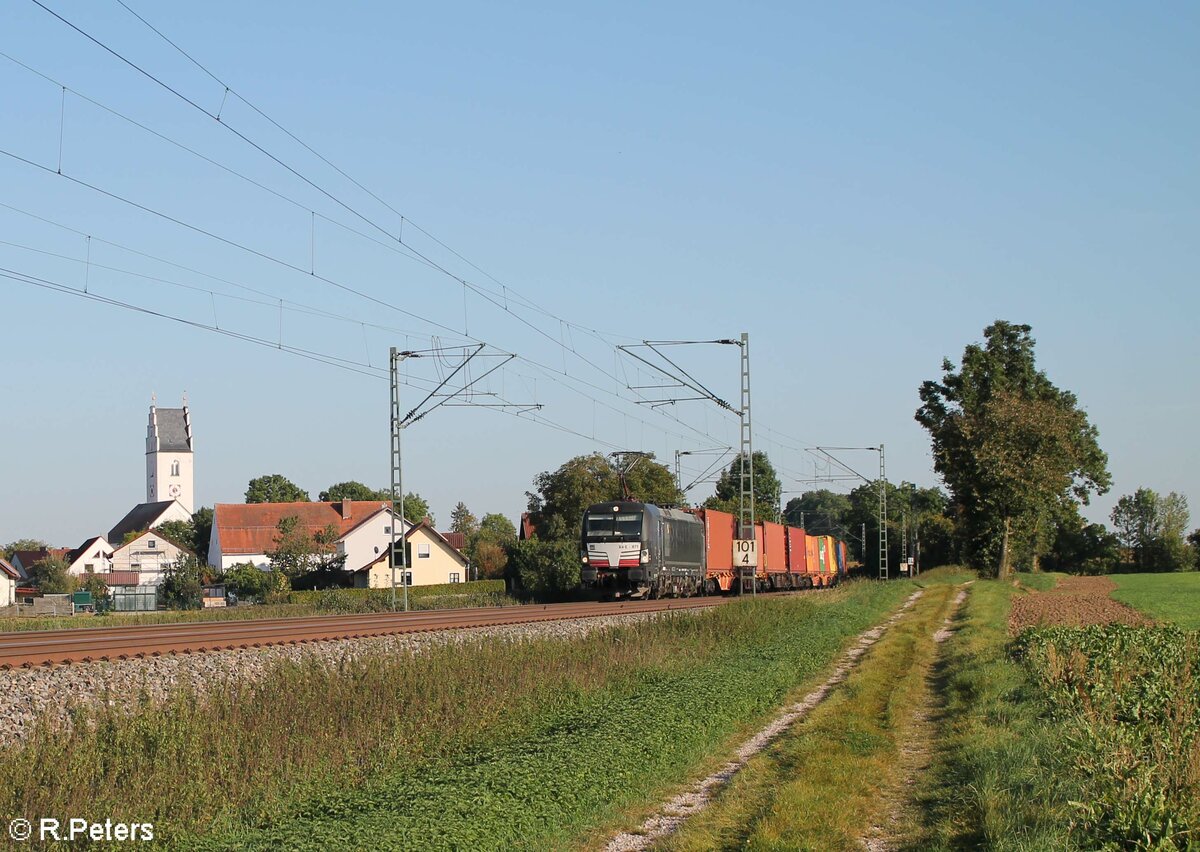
[915,579,1081,851]
[1110,572,1200,628]
[0,581,912,849]
[661,582,960,851]
[0,580,514,633]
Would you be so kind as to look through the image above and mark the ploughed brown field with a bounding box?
[1007,575,1153,633]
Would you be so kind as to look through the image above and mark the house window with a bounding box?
[147,540,157,549]
[170,460,180,476]
[403,572,413,586]
[383,525,391,534]
[417,544,431,559]
[449,573,460,584]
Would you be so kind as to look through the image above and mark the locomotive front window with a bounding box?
[585,511,642,538]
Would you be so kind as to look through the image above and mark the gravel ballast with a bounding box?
[0,610,686,745]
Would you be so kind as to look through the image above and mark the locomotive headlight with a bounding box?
[640,549,650,564]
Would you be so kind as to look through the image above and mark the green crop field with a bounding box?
[1110,572,1200,629]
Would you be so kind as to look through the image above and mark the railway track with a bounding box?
[0,597,729,669]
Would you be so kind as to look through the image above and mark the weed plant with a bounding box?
[1014,624,1200,849]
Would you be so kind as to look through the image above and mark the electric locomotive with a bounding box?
[579,500,705,598]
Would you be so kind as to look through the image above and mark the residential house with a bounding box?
[208,500,407,573]
[354,521,470,588]
[0,558,18,606]
[110,531,190,584]
[64,536,114,576]
[108,500,191,547]
[8,548,70,578]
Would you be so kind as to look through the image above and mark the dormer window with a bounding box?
[170,460,180,476]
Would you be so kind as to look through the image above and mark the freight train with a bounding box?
[580,500,848,599]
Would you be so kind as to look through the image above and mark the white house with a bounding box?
[64,536,114,576]
[108,500,191,547]
[110,531,190,584]
[354,521,471,588]
[0,558,19,606]
[208,500,408,573]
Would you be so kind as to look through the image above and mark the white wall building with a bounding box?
[209,500,408,573]
[111,530,190,584]
[64,537,114,576]
[0,559,19,606]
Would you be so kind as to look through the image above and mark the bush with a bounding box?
[288,580,506,613]
[509,538,579,600]
[221,563,276,601]
[160,556,205,610]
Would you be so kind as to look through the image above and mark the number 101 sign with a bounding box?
[733,539,758,567]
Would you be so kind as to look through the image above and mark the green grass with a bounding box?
[0,580,914,849]
[1011,571,1062,591]
[1110,572,1200,628]
[914,579,1081,851]
[662,582,961,851]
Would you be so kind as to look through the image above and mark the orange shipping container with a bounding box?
[760,521,787,575]
[786,527,807,574]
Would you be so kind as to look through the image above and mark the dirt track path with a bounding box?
[859,584,970,852]
[602,590,926,852]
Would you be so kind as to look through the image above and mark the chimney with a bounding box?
[341,500,352,520]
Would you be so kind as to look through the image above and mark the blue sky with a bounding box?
[1,1,1196,545]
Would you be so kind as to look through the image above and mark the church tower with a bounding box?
[146,396,194,514]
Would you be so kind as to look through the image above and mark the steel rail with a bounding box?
[0,597,729,669]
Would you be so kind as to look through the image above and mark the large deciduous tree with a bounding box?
[319,481,390,502]
[526,453,681,541]
[783,490,851,533]
[1111,488,1191,571]
[449,502,479,537]
[191,506,214,565]
[2,539,49,560]
[468,512,516,579]
[703,451,782,523]
[916,321,1110,577]
[402,493,434,526]
[245,474,309,504]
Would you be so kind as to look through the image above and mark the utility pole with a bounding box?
[388,344,532,612]
[389,347,411,614]
[862,522,867,566]
[737,332,755,596]
[878,443,888,581]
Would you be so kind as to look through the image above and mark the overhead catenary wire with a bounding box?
[14,2,842,487]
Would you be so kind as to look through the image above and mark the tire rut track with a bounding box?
[602,589,926,852]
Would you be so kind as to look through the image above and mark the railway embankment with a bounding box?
[0,581,910,849]
[0,609,682,745]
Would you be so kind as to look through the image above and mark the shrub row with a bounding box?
[287,579,506,613]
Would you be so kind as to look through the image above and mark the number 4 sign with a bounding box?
[733,539,758,567]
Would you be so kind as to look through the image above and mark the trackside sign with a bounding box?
[733,539,758,568]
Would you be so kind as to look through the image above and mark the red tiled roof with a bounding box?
[520,512,536,541]
[214,501,393,556]
[440,531,466,552]
[0,559,19,580]
[94,571,141,586]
